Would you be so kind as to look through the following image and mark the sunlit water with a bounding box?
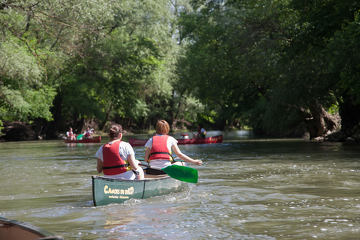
[0,131,359,239]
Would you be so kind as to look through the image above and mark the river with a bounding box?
[0,131,359,239]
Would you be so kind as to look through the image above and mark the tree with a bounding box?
[54,0,186,132]
[0,1,59,130]
[285,0,360,138]
[178,0,360,139]
[178,0,290,130]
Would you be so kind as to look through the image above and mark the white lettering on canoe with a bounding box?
[104,185,134,195]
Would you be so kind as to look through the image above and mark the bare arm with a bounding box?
[127,154,144,180]
[144,147,151,162]
[172,144,202,166]
[97,158,103,173]
[127,154,139,170]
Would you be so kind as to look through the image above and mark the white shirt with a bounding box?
[145,134,178,169]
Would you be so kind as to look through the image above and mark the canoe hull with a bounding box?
[177,135,223,145]
[128,138,148,147]
[64,136,101,143]
[92,175,186,206]
[129,135,223,147]
[0,217,62,240]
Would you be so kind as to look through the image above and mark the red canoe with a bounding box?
[64,136,101,143]
[129,135,223,147]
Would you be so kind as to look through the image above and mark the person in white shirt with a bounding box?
[144,120,202,170]
[96,124,144,180]
[66,127,76,140]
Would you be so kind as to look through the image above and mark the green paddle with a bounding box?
[76,134,84,140]
[138,159,198,183]
[161,164,198,183]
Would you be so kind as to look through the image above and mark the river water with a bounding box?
[0,131,359,239]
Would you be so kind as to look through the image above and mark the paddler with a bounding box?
[66,127,76,140]
[144,120,202,173]
[96,124,144,180]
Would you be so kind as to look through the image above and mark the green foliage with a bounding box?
[56,0,181,129]
[0,26,55,124]
[1,0,359,138]
[328,103,339,115]
[178,0,290,129]
[0,85,55,121]
[178,0,360,135]
[0,37,43,86]
[0,120,3,135]
[326,11,360,104]
[198,110,217,125]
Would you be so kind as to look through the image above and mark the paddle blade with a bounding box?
[76,134,84,140]
[161,165,198,183]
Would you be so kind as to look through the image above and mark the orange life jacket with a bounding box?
[149,135,173,161]
[102,140,129,175]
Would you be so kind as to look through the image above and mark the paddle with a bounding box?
[138,160,198,183]
[76,134,84,140]
[162,164,198,183]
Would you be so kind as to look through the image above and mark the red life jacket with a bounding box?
[149,135,173,161]
[102,140,129,175]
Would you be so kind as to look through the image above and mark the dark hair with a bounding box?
[156,120,170,135]
[109,124,123,139]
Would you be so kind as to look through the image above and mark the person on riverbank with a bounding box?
[95,124,144,180]
[144,120,202,172]
[66,127,76,140]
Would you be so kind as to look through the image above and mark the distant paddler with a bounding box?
[83,126,94,139]
[66,127,76,141]
[196,124,207,138]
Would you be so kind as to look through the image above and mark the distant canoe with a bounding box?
[92,175,186,206]
[64,136,101,143]
[129,135,223,147]
[177,134,223,145]
[0,216,63,240]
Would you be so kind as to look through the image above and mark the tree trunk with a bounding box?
[303,102,340,139]
[339,94,360,136]
[45,93,63,139]
[170,89,185,131]
[99,103,113,131]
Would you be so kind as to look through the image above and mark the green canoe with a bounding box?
[92,174,187,206]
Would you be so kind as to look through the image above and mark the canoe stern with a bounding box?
[142,176,185,199]
[92,175,186,206]
[92,176,145,206]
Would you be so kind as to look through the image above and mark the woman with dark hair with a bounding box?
[144,120,202,170]
[95,124,144,180]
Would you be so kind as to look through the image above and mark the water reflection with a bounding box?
[223,130,253,139]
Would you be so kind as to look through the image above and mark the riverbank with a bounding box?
[1,120,360,143]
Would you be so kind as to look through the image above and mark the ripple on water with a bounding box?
[1,139,360,239]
